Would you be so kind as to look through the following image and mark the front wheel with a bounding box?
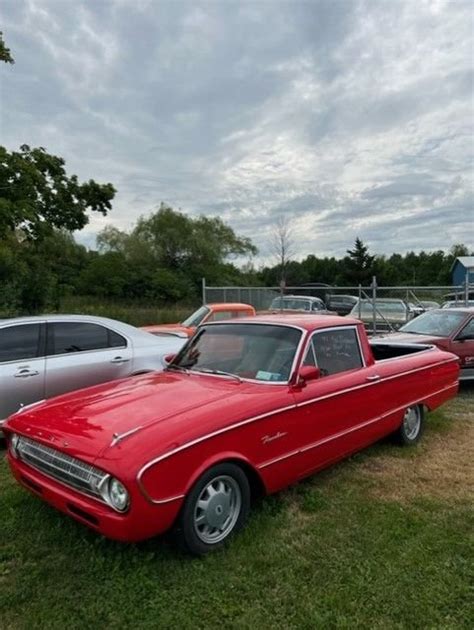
[176,463,251,555]
[395,404,424,445]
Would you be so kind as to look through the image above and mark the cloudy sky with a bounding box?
[1,0,473,262]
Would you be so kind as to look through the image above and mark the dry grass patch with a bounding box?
[358,395,474,504]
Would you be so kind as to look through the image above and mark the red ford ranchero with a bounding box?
[4,314,459,555]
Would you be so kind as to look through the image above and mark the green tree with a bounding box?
[0,145,115,240]
[0,32,14,64]
[343,238,375,285]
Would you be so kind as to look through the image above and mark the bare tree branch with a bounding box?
[271,216,295,283]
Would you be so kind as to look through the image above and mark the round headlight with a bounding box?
[108,477,129,512]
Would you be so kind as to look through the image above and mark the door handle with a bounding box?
[366,374,381,382]
[110,357,130,364]
[15,369,40,378]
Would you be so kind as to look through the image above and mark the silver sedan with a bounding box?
[0,314,185,432]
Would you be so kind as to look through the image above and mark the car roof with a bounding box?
[206,313,361,331]
[207,303,254,311]
[436,306,474,313]
[0,314,159,339]
[274,295,323,301]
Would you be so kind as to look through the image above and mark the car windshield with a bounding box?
[181,306,210,328]
[171,323,302,382]
[400,310,466,337]
[354,301,407,314]
[270,297,313,311]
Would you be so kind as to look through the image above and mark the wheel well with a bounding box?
[226,458,266,502]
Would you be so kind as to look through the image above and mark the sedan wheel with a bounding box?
[176,463,251,555]
[396,404,424,445]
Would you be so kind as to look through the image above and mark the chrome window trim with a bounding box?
[176,321,308,386]
[302,324,366,374]
[136,357,458,503]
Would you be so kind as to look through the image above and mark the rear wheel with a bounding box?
[176,463,251,555]
[395,404,424,445]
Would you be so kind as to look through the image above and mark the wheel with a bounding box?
[395,404,424,445]
[176,463,251,555]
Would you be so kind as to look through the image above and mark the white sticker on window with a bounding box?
[256,370,281,381]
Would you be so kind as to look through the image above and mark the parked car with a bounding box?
[350,298,412,332]
[419,300,440,310]
[268,295,329,313]
[373,307,474,381]
[4,314,458,554]
[326,294,358,315]
[142,303,256,337]
[441,300,474,309]
[0,315,185,433]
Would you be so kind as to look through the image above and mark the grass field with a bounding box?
[1,386,472,629]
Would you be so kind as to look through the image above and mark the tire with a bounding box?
[395,404,424,445]
[176,463,251,556]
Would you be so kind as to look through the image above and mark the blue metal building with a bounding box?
[451,256,474,286]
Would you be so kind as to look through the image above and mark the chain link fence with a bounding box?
[202,277,473,335]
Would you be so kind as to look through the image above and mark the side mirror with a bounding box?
[164,353,176,364]
[298,365,321,385]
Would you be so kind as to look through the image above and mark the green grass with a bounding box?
[1,388,473,629]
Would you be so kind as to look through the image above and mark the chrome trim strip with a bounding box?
[136,403,297,504]
[111,426,143,447]
[257,381,458,470]
[136,357,458,503]
[295,358,458,409]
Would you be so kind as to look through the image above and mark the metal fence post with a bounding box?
[465,271,470,306]
[371,275,377,336]
[202,278,206,305]
[358,284,362,319]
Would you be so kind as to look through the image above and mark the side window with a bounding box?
[49,323,110,355]
[312,328,363,377]
[458,318,474,339]
[109,329,127,348]
[303,340,317,367]
[0,324,41,363]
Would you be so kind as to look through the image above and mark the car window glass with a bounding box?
[50,323,110,355]
[109,329,127,348]
[303,341,317,367]
[458,319,474,338]
[312,328,363,376]
[0,324,41,363]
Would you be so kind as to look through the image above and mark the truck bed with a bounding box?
[370,342,433,362]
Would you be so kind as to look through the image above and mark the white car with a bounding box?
[0,314,185,433]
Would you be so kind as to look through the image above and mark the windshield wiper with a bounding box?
[166,364,190,374]
[192,367,242,383]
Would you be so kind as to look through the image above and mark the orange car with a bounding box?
[142,303,256,338]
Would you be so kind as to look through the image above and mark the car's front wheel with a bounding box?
[395,404,424,445]
[176,463,251,555]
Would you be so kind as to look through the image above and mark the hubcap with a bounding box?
[403,406,421,440]
[193,475,242,544]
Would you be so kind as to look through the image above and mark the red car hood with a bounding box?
[372,331,450,348]
[5,372,241,464]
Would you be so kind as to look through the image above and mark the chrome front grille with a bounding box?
[16,436,107,499]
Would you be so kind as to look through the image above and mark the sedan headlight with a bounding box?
[97,476,130,512]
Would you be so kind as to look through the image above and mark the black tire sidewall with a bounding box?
[398,404,424,445]
[177,462,251,555]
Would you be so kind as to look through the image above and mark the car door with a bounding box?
[292,326,385,477]
[45,321,133,399]
[451,316,474,377]
[0,322,46,421]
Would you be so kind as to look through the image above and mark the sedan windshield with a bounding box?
[400,310,466,337]
[171,323,302,382]
[181,306,210,328]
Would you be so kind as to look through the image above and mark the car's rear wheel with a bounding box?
[176,463,251,555]
[395,404,424,445]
